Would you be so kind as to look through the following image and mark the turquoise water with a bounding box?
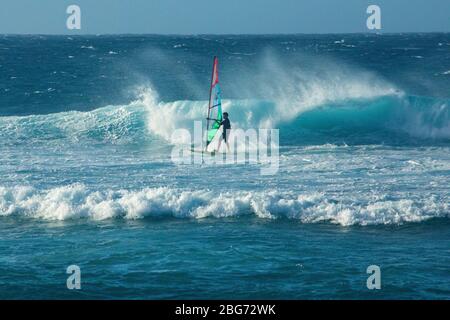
[0,34,449,299]
[1,217,449,299]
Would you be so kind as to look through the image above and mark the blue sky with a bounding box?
[0,0,449,34]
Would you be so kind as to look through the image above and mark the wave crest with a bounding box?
[1,184,447,226]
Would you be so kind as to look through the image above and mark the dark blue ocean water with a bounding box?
[0,34,449,299]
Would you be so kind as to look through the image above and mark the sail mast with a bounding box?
[206,56,221,149]
[206,57,216,147]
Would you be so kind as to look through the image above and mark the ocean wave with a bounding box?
[0,184,448,226]
[0,84,448,146]
[0,103,149,145]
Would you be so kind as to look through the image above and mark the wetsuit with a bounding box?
[221,118,231,142]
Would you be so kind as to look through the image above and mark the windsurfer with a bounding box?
[216,112,231,152]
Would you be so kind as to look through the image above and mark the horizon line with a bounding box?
[1,31,449,37]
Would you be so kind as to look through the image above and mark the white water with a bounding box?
[1,184,448,225]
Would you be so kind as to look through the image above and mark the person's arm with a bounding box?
[207,118,222,126]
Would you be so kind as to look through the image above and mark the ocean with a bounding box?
[0,33,449,299]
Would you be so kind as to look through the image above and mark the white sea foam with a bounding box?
[0,185,447,225]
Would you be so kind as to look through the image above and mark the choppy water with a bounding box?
[0,34,449,299]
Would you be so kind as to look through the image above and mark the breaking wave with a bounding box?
[0,91,449,147]
[0,58,449,146]
[0,184,448,226]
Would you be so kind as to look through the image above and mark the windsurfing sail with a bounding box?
[205,56,222,148]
